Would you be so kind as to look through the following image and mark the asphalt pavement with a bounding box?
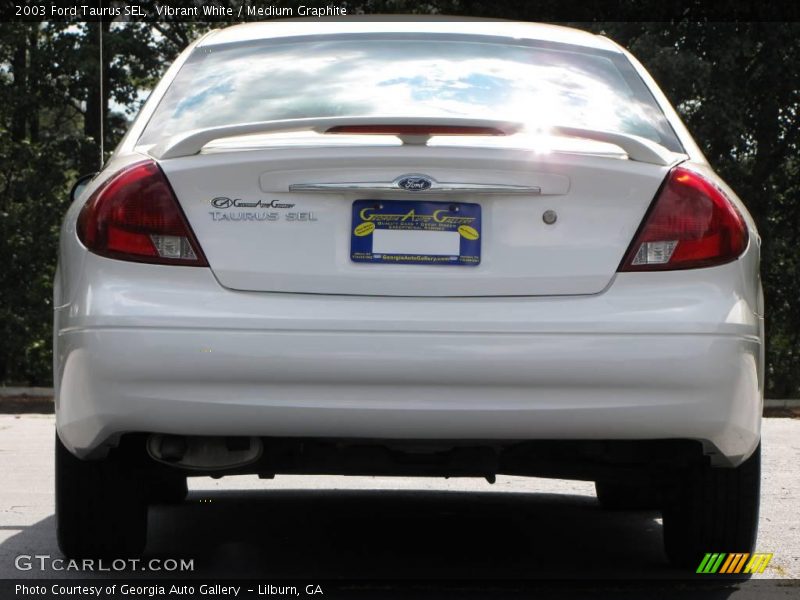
[0,415,797,595]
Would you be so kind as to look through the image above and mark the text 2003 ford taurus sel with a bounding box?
[55,21,763,566]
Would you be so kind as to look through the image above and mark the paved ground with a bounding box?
[0,415,797,591]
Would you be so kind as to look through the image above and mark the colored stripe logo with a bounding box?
[696,552,773,574]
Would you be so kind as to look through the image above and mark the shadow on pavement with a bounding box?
[150,488,664,579]
[2,488,789,598]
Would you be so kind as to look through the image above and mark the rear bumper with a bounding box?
[55,254,763,466]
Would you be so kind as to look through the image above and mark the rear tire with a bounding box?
[662,443,761,568]
[595,481,661,510]
[55,434,149,558]
[150,471,188,504]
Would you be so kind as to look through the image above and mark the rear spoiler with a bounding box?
[148,117,682,166]
[148,117,524,160]
[549,126,681,167]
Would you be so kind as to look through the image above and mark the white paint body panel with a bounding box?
[55,21,763,468]
[55,246,763,466]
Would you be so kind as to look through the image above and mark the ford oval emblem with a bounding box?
[397,175,433,192]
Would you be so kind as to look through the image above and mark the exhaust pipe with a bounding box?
[147,434,262,471]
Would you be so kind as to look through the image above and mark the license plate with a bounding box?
[350,200,481,266]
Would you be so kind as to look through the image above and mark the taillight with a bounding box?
[77,160,207,266]
[619,166,748,271]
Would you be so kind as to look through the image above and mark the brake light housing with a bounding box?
[619,166,748,271]
[77,161,208,266]
[325,125,507,136]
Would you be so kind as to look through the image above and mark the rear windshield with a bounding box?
[139,35,683,152]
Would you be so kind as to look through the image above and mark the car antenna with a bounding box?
[98,14,104,170]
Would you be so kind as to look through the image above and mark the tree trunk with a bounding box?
[27,27,39,143]
[10,31,27,142]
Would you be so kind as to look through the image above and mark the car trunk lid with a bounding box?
[158,141,673,296]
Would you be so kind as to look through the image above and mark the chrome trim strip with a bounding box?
[289,177,541,195]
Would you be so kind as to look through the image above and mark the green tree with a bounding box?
[0,19,210,384]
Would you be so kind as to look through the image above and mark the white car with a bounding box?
[55,20,763,567]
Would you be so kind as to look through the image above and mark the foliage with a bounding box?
[0,8,797,396]
[0,18,212,384]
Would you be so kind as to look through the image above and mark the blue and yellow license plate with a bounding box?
[350,200,481,266]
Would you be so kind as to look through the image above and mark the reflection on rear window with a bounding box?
[140,36,682,152]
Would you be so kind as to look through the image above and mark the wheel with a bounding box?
[662,443,761,569]
[150,471,188,504]
[55,433,149,557]
[595,480,661,510]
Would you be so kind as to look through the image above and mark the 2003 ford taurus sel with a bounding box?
[55,20,762,566]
